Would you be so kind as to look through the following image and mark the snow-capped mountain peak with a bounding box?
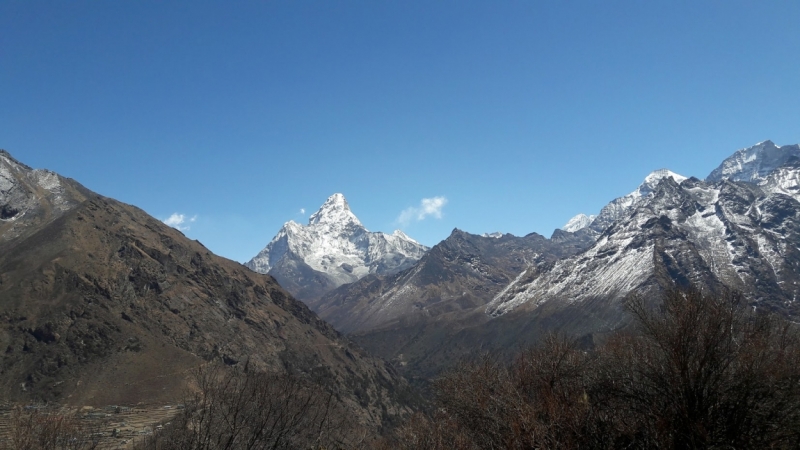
[561,214,596,232]
[638,169,687,197]
[585,168,687,235]
[308,193,362,227]
[706,140,800,183]
[246,193,428,300]
[392,229,419,243]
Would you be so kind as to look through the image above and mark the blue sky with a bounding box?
[2,1,799,262]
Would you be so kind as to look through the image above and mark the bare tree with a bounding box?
[391,287,800,449]
[3,406,104,450]
[595,288,800,448]
[136,363,366,450]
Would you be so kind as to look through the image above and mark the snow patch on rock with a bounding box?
[561,214,596,232]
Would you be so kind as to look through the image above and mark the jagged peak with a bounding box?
[0,150,33,172]
[630,169,687,198]
[562,213,596,232]
[706,141,800,183]
[643,168,686,183]
[391,229,419,243]
[307,193,362,226]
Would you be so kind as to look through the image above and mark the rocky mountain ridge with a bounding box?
[246,193,428,301]
[324,141,800,380]
[488,145,800,317]
[0,150,91,243]
[707,140,800,183]
[310,228,592,333]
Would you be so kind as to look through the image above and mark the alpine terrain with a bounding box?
[246,193,428,301]
[313,229,592,334]
[488,140,800,317]
[0,150,409,431]
[310,141,800,380]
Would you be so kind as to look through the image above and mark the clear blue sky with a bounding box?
[2,1,799,262]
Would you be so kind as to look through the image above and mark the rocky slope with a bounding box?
[346,141,800,381]
[488,148,800,318]
[1,150,91,243]
[310,229,591,334]
[246,194,428,301]
[707,140,800,183]
[0,151,409,430]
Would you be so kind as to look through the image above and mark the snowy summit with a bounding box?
[565,169,687,236]
[561,214,596,233]
[707,140,800,184]
[245,193,428,299]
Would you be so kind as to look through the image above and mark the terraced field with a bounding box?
[0,402,180,449]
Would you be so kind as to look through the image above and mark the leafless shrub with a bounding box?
[392,287,800,449]
[135,363,366,450]
[595,288,800,448]
[377,411,475,450]
[2,406,104,450]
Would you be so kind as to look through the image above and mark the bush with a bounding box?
[392,288,800,449]
[2,407,104,450]
[135,364,367,450]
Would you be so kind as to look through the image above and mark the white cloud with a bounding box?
[397,196,448,226]
[163,213,197,231]
[300,208,306,215]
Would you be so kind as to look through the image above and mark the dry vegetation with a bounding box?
[384,288,800,449]
[7,287,800,449]
[0,407,107,450]
[132,364,369,450]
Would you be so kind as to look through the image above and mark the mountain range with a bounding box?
[490,140,800,317]
[265,140,800,379]
[4,139,800,418]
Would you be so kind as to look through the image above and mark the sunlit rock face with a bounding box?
[488,143,800,318]
[246,193,428,300]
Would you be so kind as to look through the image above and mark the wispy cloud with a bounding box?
[163,213,197,231]
[397,196,448,226]
[300,208,306,215]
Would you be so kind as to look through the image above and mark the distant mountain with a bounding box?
[0,151,408,429]
[560,169,687,236]
[707,140,800,183]
[345,141,800,381]
[310,229,590,333]
[561,214,595,232]
[488,148,800,318]
[246,193,428,301]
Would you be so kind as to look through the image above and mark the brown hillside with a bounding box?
[0,151,409,431]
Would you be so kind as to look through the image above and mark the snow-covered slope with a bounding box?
[561,214,595,232]
[487,160,800,318]
[559,169,687,237]
[760,158,800,201]
[587,169,687,234]
[246,194,428,300]
[707,140,800,184]
[708,141,800,203]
